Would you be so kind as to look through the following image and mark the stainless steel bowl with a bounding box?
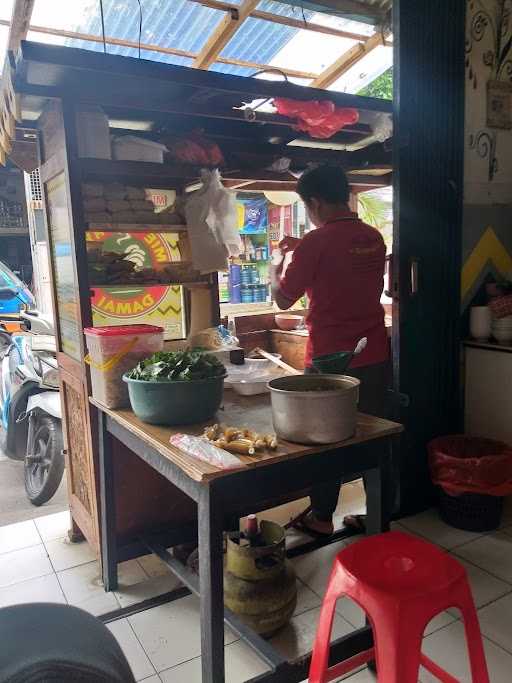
[268,374,360,445]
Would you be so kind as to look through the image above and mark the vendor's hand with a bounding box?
[279,236,301,254]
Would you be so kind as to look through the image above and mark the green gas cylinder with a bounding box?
[223,520,297,638]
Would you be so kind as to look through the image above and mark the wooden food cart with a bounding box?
[0,41,400,681]
[2,41,393,555]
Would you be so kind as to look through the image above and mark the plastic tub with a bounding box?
[112,135,168,163]
[84,325,164,408]
[123,373,226,425]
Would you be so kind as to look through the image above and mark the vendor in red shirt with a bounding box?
[271,164,389,537]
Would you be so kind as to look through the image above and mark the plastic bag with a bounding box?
[185,170,242,272]
[170,434,243,470]
[189,325,239,351]
[274,98,359,139]
[203,170,242,257]
[168,132,224,166]
[428,435,512,496]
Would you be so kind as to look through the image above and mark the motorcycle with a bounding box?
[0,260,35,334]
[0,286,64,506]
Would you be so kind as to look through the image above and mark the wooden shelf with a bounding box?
[78,158,300,186]
[79,158,194,180]
[89,280,211,288]
[86,222,188,233]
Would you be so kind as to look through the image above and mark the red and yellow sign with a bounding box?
[86,230,184,339]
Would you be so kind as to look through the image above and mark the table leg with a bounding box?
[365,440,393,535]
[365,440,393,676]
[198,486,225,683]
[98,410,118,591]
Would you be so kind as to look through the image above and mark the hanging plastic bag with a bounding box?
[202,169,242,258]
[274,98,359,139]
[428,435,512,496]
[168,132,224,166]
[185,170,242,272]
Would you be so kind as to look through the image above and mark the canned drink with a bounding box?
[241,266,252,285]
[241,285,252,303]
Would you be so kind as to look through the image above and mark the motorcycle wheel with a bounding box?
[24,414,64,506]
[0,329,11,356]
[0,426,7,456]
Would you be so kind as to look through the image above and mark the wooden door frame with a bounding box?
[392,0,466,514]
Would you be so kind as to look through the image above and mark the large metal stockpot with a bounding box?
[267,374,360,445]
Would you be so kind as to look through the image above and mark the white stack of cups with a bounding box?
[469,306,492,342]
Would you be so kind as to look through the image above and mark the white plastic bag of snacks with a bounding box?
[170,434,244,470]
[189,325,239,351]
[84,325,164,408]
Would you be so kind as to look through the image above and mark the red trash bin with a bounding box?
[428,436,512,532]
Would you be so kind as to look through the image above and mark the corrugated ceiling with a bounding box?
[64,0,310,74]
[57,0,391,86]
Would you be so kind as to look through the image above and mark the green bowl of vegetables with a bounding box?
[123,350,227,425]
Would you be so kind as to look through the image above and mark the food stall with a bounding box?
[0,41,400,682]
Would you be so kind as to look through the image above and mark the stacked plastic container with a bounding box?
[84,325,164,409]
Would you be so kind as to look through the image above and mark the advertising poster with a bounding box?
[86,230,185,340]
[237,197,268,233]
[46,173,81,360]
[267,204,281,255]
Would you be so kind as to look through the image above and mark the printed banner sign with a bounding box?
[86,230,185,339]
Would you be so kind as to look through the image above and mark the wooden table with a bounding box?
[92,393,403,683]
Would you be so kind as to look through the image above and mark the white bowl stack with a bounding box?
[492,315,512,344]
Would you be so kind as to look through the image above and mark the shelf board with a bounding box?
[86,222,188,233]
[89,280,211,288]
[78,159,303,187]
[80,158,193,180]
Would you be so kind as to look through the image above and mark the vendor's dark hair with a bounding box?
[297,164,349,204]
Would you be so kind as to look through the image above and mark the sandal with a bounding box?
[343,514,366,533]
[285,507,334,539]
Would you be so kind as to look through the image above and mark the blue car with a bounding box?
[0,261,35,317]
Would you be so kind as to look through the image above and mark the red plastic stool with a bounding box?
[309,531,489,683]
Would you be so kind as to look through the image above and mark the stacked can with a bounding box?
[229,264,242,304]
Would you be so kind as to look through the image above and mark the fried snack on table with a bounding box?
[264,435,278,450]
[204,424,221,441]
[214,438,255,456]
[224,426,243,442]
[203,424,277,455]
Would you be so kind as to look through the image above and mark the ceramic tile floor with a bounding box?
[1,487,512,682]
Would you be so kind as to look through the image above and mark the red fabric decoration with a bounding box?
[169,132,224,166]
[274,98,359,139]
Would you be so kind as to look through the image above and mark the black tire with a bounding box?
[0,329,11,356]
[0,425,8,455]
[24,414,65,506]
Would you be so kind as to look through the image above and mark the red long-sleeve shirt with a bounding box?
[279,210,388,368]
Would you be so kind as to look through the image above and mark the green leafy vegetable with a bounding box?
[127,349,226,382]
